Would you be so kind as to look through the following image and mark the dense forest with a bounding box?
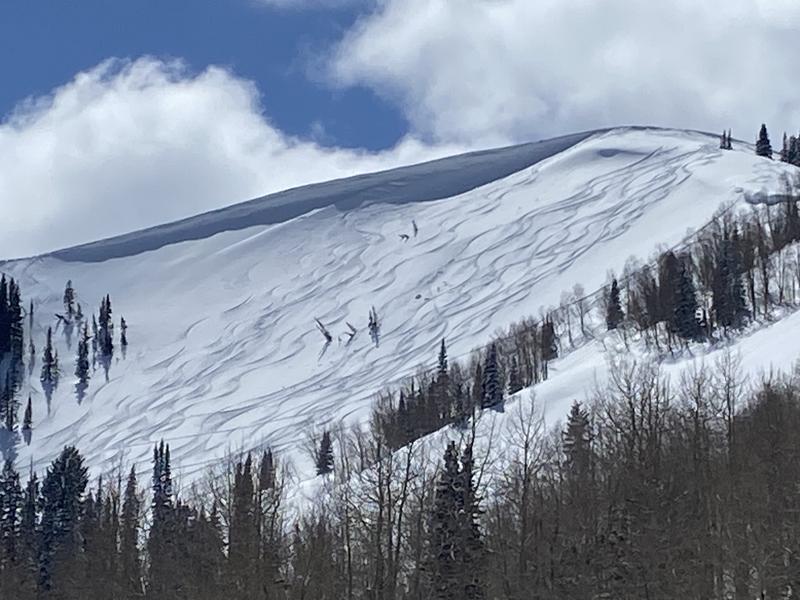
[1,125,800,598]
[1,353,800,599]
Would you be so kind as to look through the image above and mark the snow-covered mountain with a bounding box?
[2,126,797,481]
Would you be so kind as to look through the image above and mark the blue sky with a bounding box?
[3,0,800,257]
[0,0,405,150]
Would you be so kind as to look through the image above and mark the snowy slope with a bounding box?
[2,126,796,481]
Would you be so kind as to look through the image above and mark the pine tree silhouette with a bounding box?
[315,431,335,475]
[756,123,773,158]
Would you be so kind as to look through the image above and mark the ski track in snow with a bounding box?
[2,127,798,482]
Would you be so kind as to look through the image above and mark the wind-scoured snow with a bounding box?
[2,127,796,481]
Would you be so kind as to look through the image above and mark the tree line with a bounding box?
[2,351,800,599]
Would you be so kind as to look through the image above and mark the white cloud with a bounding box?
[0,57,463,259]
[329,0,800,146]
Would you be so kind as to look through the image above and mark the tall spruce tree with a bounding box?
[563,402,593,482]
[541,319,558,361]
[429,442,485,600]
[713,231,749,330]
[229,453,259,598]
[756,123,773,158]
[507,356,523,395]
[148,441,176,598]
[315,431,334,476]
[62,281,75,320]
[119,467,141,598]
[0,373,18,434]
[673,257,701,340]
[40,327,59,397]
[8,279,24,384]
[606,278,625,330]
[0,459,22,568]
[98,295,113,357]
[481,343,501,409]
[21,397,31,446]
[437,338,448,376]
[75,323,90,401]
[38,446,88,591]
[436,339,452,419]
[120,316,128,347]
[458,444,486,600]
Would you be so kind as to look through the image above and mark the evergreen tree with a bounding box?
[436,339,452,421]
[790,136,800,166]
[229,453,259,598]
[673,257,701,340]
[606,278,625,330]
[719,131,727,150]
[726,129,733,149]
[756,123,773,158]
[0,373,17,434]
[481,343,502,409]
[458,444,486,600]
[563,402,592,482]
[430,442,460,599]
[259,448,275,491]
[0,459,22,568]
[62,280,75,319]
[75,323,90,400]
[315,431,334,476]
[507,356,523,395]
[541,319,558,362]
[713,231,749,330]
[21,397,31,446]
[91,315,98,356]
[98,296,113,357]
[120,316,128,347]
[17,471,38,585]
[119,466,141,599]
[38,446,89,590]
[40,327,59,395]
[781,132,789,162]
[148,441,176,598]
[429,442,486,600]
[8,279,24,383]
[437,338,448,376]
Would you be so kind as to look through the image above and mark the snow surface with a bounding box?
[2,126,797,484]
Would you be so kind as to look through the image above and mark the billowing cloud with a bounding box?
[329,0,800,146]
[1,58,462,259]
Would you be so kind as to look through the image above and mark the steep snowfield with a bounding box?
[2,127,796,481]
